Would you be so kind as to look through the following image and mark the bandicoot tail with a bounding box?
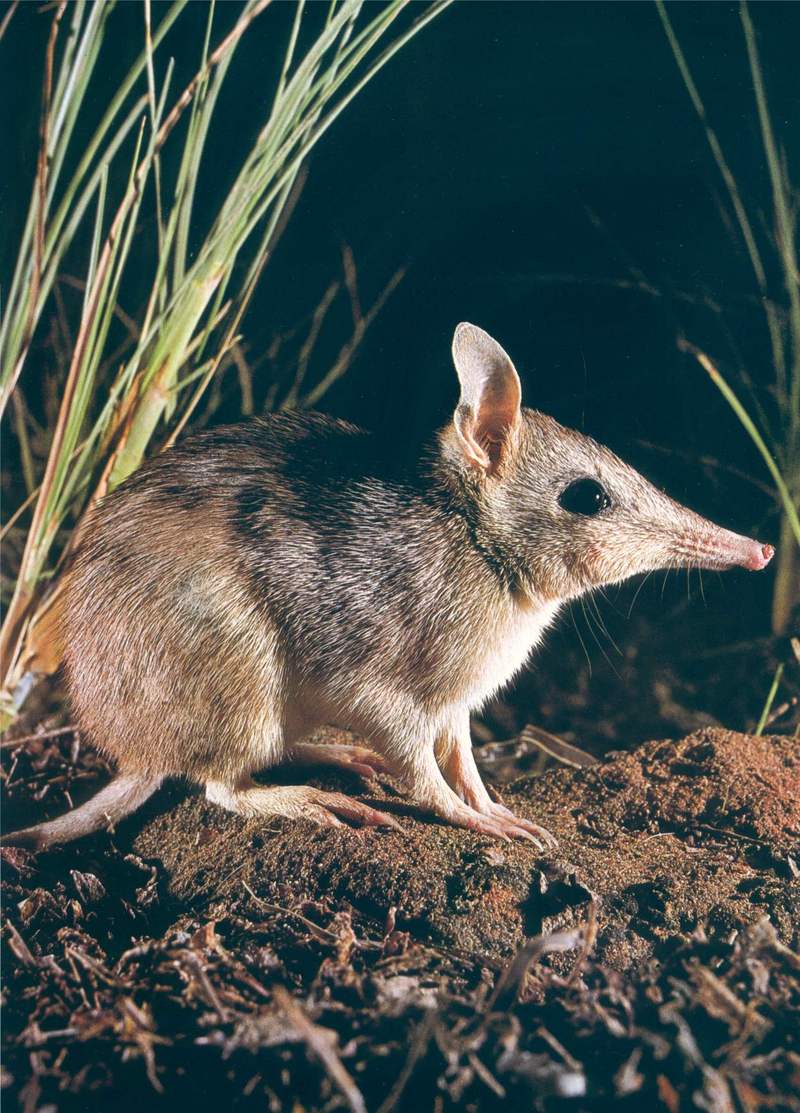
[1,773,163,851]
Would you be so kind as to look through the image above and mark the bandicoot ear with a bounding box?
[451,322,522,475]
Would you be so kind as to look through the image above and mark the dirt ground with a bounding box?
[2,720,799,1112]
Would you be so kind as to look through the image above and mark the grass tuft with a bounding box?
[0,0,453,721]
[657,0,800,635]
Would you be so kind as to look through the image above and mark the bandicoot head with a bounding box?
[442,322,774,602]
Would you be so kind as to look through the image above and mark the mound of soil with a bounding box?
[2,727,799,1111]
[128,727,800,967]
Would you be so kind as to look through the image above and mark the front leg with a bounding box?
[435,711,557,849]
[370,707,545,844]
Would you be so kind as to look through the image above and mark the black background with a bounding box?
[4,1,798,653]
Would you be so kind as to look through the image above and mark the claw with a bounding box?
[308,807,345,828]
[288,743,391,782]
[365,809,403,831]
[460,812,507,840]
[347,762,382,781]
[506,826,542,847]
[322,793,403,831]
[488,802,557,848]
[348,748,391,775]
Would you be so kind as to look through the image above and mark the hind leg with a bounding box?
[205,778,400,829]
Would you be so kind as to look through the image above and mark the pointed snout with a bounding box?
[642,479,777,574]
[681,521,775,572]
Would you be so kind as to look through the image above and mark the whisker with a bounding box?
[627,569,654,618]
[595,584,625,619]
[587,591,622,656]
[570,603,593,676]
[581,597,622,678]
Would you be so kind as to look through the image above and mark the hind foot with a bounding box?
[205,779,401,830]
[285,741,390,781]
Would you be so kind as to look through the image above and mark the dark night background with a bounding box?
[3,0,798,738]
[5,12,800,1108]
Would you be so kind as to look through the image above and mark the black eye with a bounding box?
[558,478,612,516]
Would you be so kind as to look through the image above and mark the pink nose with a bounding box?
[744,542,775,571]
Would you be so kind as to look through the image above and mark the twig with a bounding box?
[519,725,597,769]
[634,439,774,498]
[375,1010,436,1113]
[178,950,228,1023]
[0,0,19,41]
[274,986,367,1113]
[1,725,77,750]
[755,663,784,735]
[64,945,122,987]
[564,902,598,987]
[230,343,254,416]
[535,1026,583,1072]
[764,697,797,728]
[484,928,583,1015]
[58,274,141,340]
[468,1052,506,1099]
[690,964,770,1035]
[696,824,764,845]
[341,243,362,324]
[4,921,37,967]
[242,882,341,946]
[301,264,405,408]
[281,278,341,408]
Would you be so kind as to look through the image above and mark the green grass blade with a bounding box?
[755,662,784,735]
[740,1,800,424]
[682,342,800,545]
